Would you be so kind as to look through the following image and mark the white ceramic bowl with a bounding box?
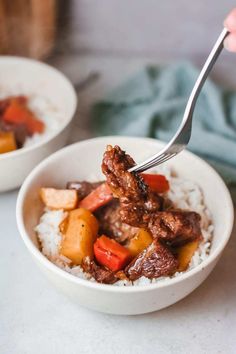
[16,136,234,315]
[0,56,77,192]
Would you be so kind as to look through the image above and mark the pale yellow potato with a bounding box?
[177,240,199,272]
[0,131,17,154]
[60,208,99,265]
[127,228,153,258]
[69,208,99,236]
[40,188,78,210]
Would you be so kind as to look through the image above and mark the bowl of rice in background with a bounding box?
[16,136,234,315]
[0,56,77,192]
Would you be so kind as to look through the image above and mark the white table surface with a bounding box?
[1,54,236,354]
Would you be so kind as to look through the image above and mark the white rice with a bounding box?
[0,87,63,148]
[35,169,214,286]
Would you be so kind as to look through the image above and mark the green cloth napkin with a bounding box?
[92,62,236,199]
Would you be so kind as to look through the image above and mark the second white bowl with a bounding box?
[0,56,77,192]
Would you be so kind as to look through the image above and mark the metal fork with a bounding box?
[129,28,229,173]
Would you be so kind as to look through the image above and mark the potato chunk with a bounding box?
[0,131,17,154]
[40,188,78,210]
[60,208,99,265]
[177,240,199,272]
[127,228,153,258]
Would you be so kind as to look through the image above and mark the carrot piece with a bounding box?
[3,99,45,134]
[79,183,113,212]
[94,235,131,272]
[26,116,45,134]
[3,100,28,124]
[0,131,17,153]
[141,173,169,193]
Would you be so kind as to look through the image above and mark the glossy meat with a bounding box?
[102,145,163,228]
[102,145,202,246]
[95,199,139,243]
[82,257,118,284]
[148,210,202,246]
[125,241,178,281]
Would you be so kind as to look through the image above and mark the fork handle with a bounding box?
[187,28,229,111]
[129,28,229,174]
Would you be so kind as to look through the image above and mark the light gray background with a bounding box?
[62,0,235,58]
[1,2,236,354]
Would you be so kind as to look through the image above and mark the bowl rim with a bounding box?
[16,136,234,293]
[0,56,77,160]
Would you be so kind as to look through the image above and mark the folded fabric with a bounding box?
[92,62,236,199]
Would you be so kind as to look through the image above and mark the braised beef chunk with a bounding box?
[95,199,139,243]
[102,145,163,228]
[102,145,142,201]
[148,211,202,246]
[125,241,178,281]
[102,145,202,250]
[66,181,102,200]
[82,258,117,284]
